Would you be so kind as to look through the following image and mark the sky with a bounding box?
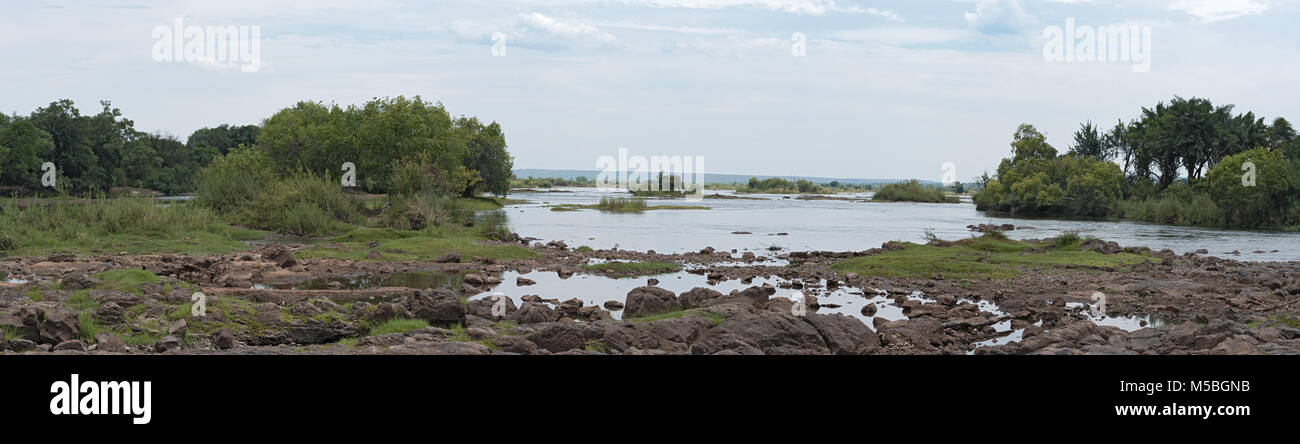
[1,0,1296,182]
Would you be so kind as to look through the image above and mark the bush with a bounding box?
[243,174,362,236]
[1204,147,1295,227]
[872,180,958,203]
[381,191,471,231]
[194,146,274,213]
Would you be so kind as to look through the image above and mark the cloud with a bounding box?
[595,0,876,15]
[1169,0,1268,23]
[963,0,1037,35]
[445,12,615,49]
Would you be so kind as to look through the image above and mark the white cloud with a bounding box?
[1169,0,1268,23]
[518,12,616,42]
[963,0,1036,34]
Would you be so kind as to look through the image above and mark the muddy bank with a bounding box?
[1,238,1297,355]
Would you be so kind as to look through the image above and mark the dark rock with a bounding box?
[38,310,81,344]
[678,287,724,309]
[154,335,183,352]
[526,324,587,353]
[513,302,560,324]
[435,252,461,263]
[92,302,127,324]
[694,311,828,355]
[61,273,101,290]
[53,340,86,352]
[8,339,37,352]
[94,332,126,353]
[603,300,624,310]
[262,245,297,268]
[623,286,682,319]
[516,276,536,286]
[467,295,518,321]
[405,288,466,327]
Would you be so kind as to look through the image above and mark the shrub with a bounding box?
[243,173,362,236]
[872,180,958,203]
[194,146,275,213]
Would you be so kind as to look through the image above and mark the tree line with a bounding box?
[0,96,513,198]
[977,96,1300,228]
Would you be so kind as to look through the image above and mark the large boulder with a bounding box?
[525,324,589,353]
[262,245,297,268]
[94,332,127,353]
[38,310,81,344]
[513,302,559,324]
[623,286,682,319]
[404,288,466,327]
[678,287,724,309]
[60,273,101,290]
[802,313,879,354]
[692,311,828,355]
[467,295,518,321]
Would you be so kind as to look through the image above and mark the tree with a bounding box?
[1204,147,1294,227]
[457,117,513,197]
[1011,124,1056,160]
[1069,121,1108,160]
[187,124,261,155]
[0,119,55,189]
[1268,117,1297,150]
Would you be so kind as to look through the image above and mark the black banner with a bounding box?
[1,355,1292,430]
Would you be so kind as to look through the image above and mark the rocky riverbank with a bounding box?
[1,236,1297,355]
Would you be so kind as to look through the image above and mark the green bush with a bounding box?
[242,173,362,236]
[872,180,958,203]
[194,146,275,213]
[1204,147,1295,227]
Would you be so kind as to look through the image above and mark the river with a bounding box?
[502,187,1300,262]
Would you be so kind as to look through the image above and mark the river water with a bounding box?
[503,187,1300,262]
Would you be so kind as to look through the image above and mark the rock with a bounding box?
[694,311,829,355]
[526,324,588,353]
[802,314,879,354]
[92,302,127,324]
[60,273,101,290]
[603,300,625,311]
[435,252,460,263]
[516,276,536,286]
[53,340,86,352]
[38,310,81,344]
[290,301,324,317]
[513,302,560,324]
[94,332,126,353]
[90,290,138,306]
[860,303,877,317]
[288,323,351,344]
[9,338,36,352]
[623,286,682,319]
[1079,239,1122,254]
[936,294,957,306]
[212,328,235,350]
[467,295,518,321]
[262,245,297,268]
[168,319,187,337]
[366,250,382,259]
[154,335,183,352]
[0,328,5,351]
[678,287,724,309]
[405,288,466,327]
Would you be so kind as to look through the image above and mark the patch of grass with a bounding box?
[1051,231,1083,250]
[64,290,99,311]
[0,198,264,257]
[831,236,1154,280]
[336,337,359,348]
[91,269,161,295]
[575,246,593,252]
[299,227,537,263]
[584,339,608,353]
[369,318,429,336]
[25,289,42,301]
[1,324,31,341]
[78,312,104,343]
[581,261,682,276]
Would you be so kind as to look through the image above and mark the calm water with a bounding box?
[504,187,1300,262]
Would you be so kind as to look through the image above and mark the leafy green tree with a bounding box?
[457,117,512,197]
[1069,121,1108,160]
[1204,147,1294,227]
[0,119,55,189]
[187,124,261,155]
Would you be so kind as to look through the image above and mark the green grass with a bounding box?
[369,318,430,336]
[871,180,960,203]
[831,235,1154,279]
[1,324,31,341]
[0,198,264,257]
[91,269,160,293]
[298,226,537,262]
[580,261,682,276]
[78,312,104,343]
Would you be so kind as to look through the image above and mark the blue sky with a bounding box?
[1,0,1296,182]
